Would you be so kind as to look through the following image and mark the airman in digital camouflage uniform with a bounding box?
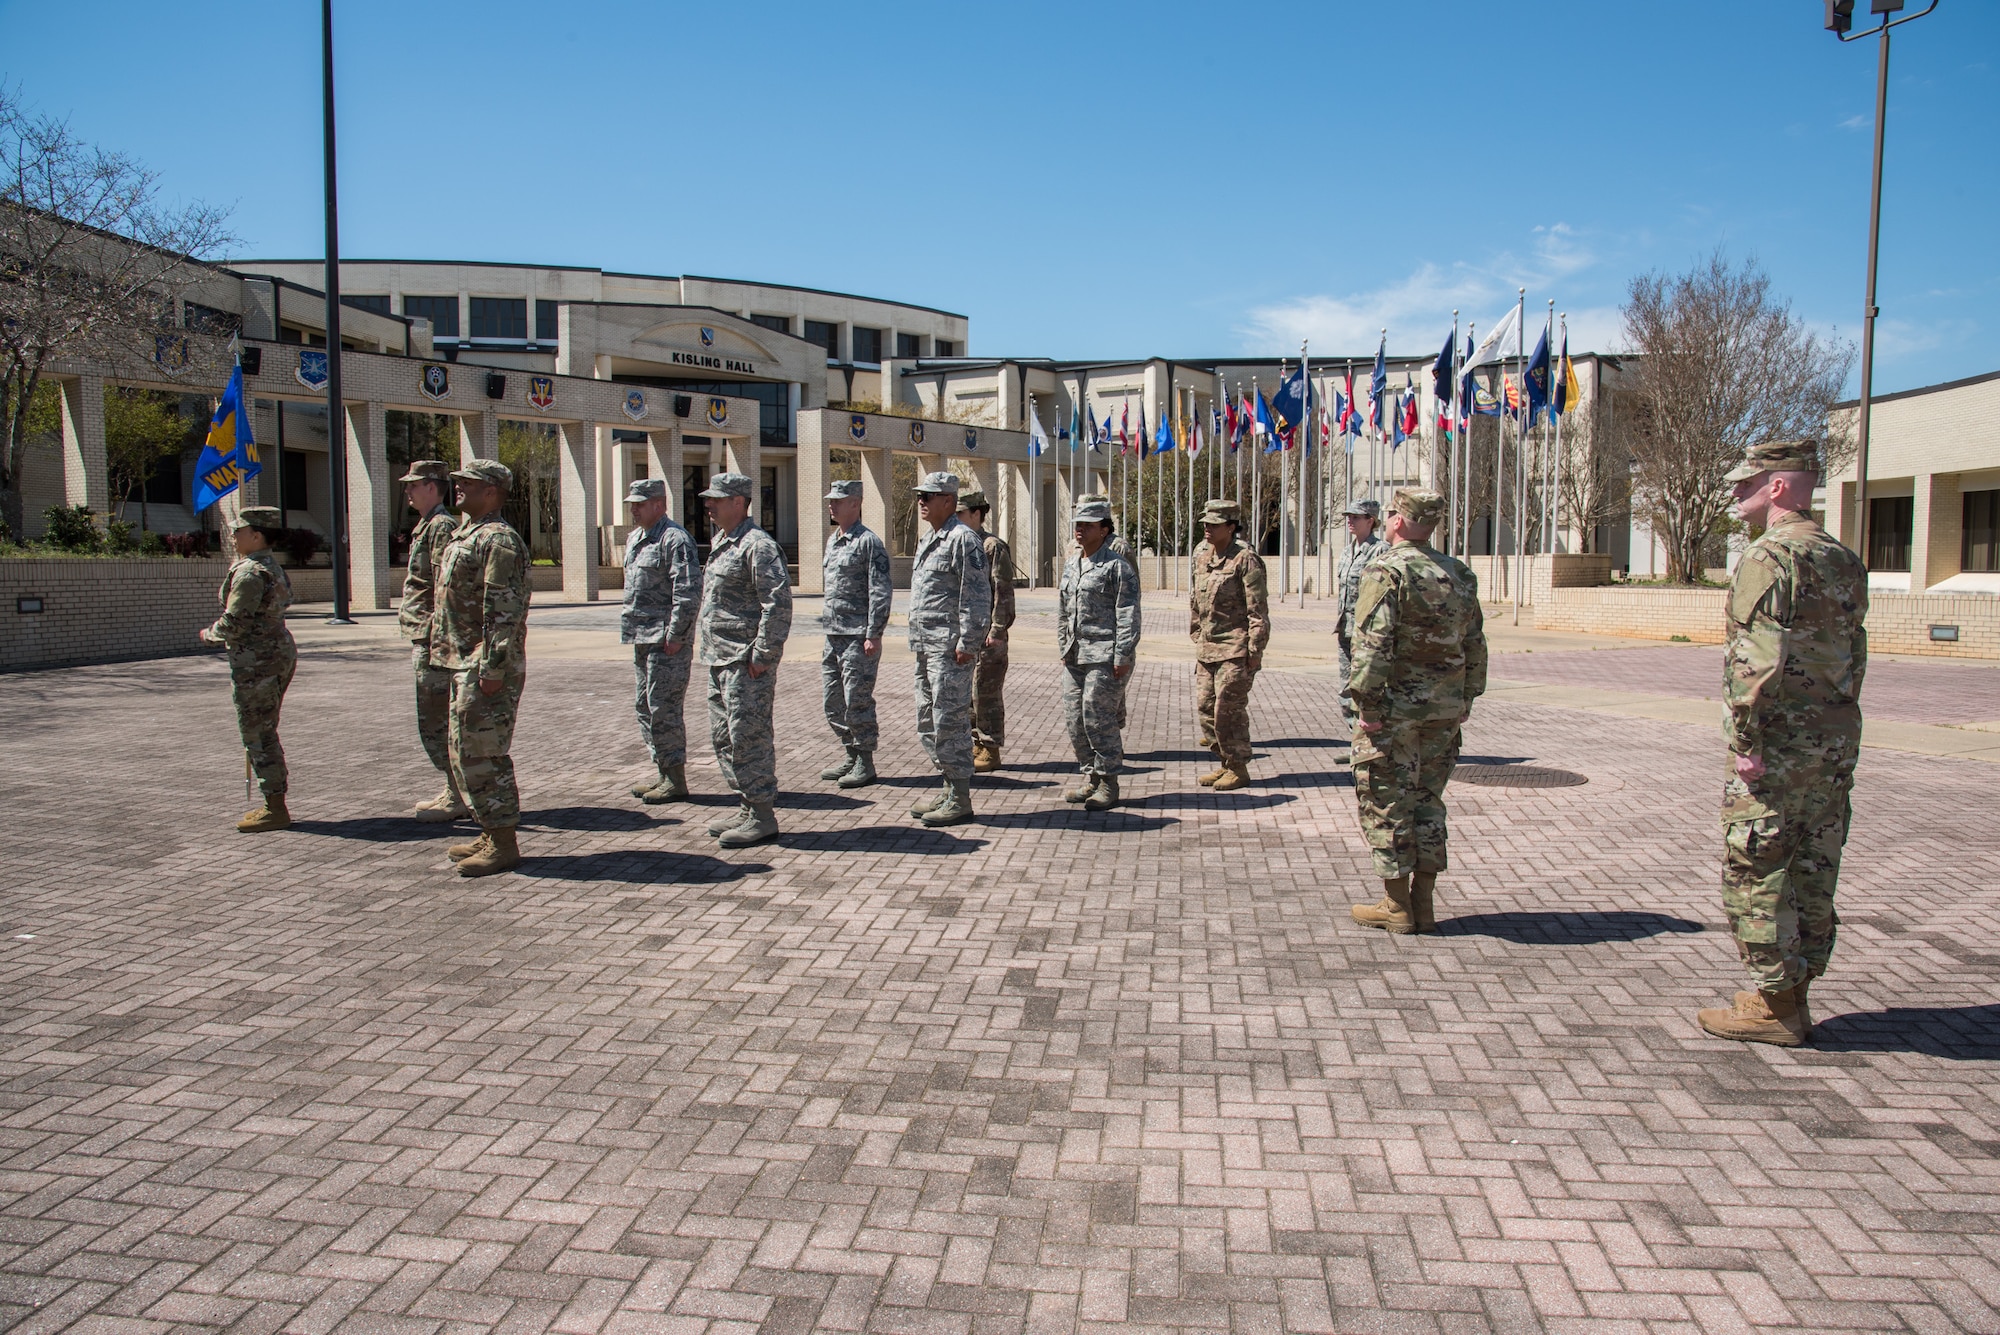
[1189,497,1268,792]
[1346,488,1486,935]
[1697,440,1868,1047]
[1059,496,1141,810]
[906,472,991,827]
[397,460,465,822]
[621,476,702,804]
[199,506,295,833]
[1335,497,1386,730]
[698,472,793,848]
[817,478,891,790]
[958,488,1015,772]
[432,459,532,878]
[1077,495,1134,728]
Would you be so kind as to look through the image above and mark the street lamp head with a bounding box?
[1825,0,1853,32]
[1871,0,1905,12]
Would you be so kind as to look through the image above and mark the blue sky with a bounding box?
[4,0,1994,392]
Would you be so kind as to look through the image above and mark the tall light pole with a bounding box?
[321,0,354,624]
[1825,0,1938,568]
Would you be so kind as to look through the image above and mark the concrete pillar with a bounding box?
[346,401,392,610]
[996,363,1019,431]
[58,374,108,518]
[558,420,599,602]
[647,429,684,524]
[722,431,759,484]
[459,409,498,466]
[1913,472,1962,592]
[859,447,892,546]
[796,417,829,594]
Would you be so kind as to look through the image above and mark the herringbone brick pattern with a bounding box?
[3,630,1999,1334]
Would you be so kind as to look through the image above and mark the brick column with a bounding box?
[647,429,683,524]
[559,419,599,602]
[795,413,829,593]
[59,375,108,519]
[722,428,759,482]
[459,409,498,467]
[1913,472,1962,592]
[345,401,392,610]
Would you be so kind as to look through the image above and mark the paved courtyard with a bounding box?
[4,597,2000,1335]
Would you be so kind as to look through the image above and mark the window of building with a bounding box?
[804,320,839,362]
[1964,488,2000,573]
[750,313,791,336]
[403,295,459,338]
[183,302,240,335]
[282,448,312,512]
[851,326,883,365]
[470,297,527,340]
[761,466,779,534]
[618,375,792,449]
[896,332,922,359]
[681,460,712,545]
[1867,494,1913,571]
[535,299,558,342]
[934,339,957,358]
[342,294,391,316]
[277,325,327,347]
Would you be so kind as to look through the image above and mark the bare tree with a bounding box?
[0,88,235,536]
[1621,251,1852,583]
[1558,394,1631,554]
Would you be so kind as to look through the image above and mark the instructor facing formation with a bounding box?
[200,506,296,834]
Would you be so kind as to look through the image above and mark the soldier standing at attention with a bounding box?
[906,472,991,827]
[817,478,891,789]
[958,488,1015,773]
[1335,498,1386,730]
[1698,440,1868,1047]
[1189,498,1268,792]
[199,506,295,833]
[1058,497,1141,810]
[697,472,793,848]
[1346,488,1485,935]
[622,477,702,804]
[433,460,532,878]
[398,461,464,822]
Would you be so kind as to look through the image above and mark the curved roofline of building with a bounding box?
[676,273,966,321]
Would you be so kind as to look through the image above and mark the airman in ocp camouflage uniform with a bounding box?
[1335,497,1386,730]
[199,506,296,833]
[906,472,991,827]
[621,476,702,804]
[817,478,891,790]
[1346,488,1486,935]
[397,460,465,823]
[432,459,532,878]
[1189,498,1268,791]
[1059,496,1141,810]
[1697,440,1868,1048]
[958,488,1015,773]
[698,472,793,848]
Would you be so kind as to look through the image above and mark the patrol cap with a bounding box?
[824,478,864,501]
[1200,498,1241,526]
[699,471,754,499]
[1072,497,1113,524]
[624,477,666,503]
[956,489,989,512]
[1726,439,1821,483]
[232,506,283,531]
[1391,488,1446,527]
[451,458,513,489]
[398,459,452,486]
[1342,497,1381,519]
[912,470,960,496]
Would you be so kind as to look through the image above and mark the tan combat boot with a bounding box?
[642,763,689,804]
[1734,979,1814,1039]
[1197,745,1225,786]
[237,795,290,833]
[456,826,520,878]
[1410,872,1439,934]
[1210,764,1250,792]
[1699,986,1807,1046]
[707,803,752,836]
[630,770,665,799]
[1351,877,1416,934]
[718,804,779,848]
[412,789,470,823]
[1063,774,1097,803]
[837,752,878,788]
[1082,775,1120,811]
[910,781,950,819]
[973,743,1000,773]
[448,831,491,862]
[820,751,859,782]
[922,777,975,827]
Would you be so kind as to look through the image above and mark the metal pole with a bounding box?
[1852,16,1892,568]
[320,0,353,624]
[1299,342,1310,608]
[1513,287,1525,626]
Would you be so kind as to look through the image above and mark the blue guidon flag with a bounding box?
[192,362,259,512]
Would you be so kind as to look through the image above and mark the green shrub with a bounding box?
[106,519,140,552]
[140,530,167,555]
[42,504,102,551]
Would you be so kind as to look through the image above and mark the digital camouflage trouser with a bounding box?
[634,643,693,768]
[449,665,525,828]
[1351,718,1460,879]
[709,662,779,806]
[821,634,881,753]
[414,645,458,797]
[230,643,296,799]
[973,637,1008,747]
[1195,657,1256,766]
[1723,765,1854,992]
[1063,661,1125,778]
[914,648,976,782]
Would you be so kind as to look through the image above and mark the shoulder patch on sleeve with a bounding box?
[1729,550,1780,624]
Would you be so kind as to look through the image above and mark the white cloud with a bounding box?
[1840,113,1871,131]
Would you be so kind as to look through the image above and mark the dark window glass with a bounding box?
[750,313,791,335]
[618,374,791,448]
[535,299,558,341]
[804,320,838,361]
[682,461,712,544]
[183,302,240,335]
[934,339,957,358]
[403,295,459,338]
[1867,494,1913,571]
[282,448,311,512]
[341,294,391,316]
[852,327,882,365]
[761,466,779,533]
[895,332,922,359]
[1964,489,2000,573]
[470,297,527,340]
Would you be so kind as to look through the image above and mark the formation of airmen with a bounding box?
[203,438,1865,1047]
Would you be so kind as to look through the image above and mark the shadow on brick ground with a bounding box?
[515,851,769,884]
[1811,1005,2000,1061]
[1437,910,1707,943]
[778,827,987,855]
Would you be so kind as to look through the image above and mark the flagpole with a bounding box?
[1555,314,1568,557]
[1462,323,1474,561]
[1512,287,1525,626]
[320,0,354,625]
[1298,342,1309,608]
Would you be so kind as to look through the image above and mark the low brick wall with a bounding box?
[2,557,232,672]
[1532,584,1999,658]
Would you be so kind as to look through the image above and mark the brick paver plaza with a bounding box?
[5,593,2000,1334]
